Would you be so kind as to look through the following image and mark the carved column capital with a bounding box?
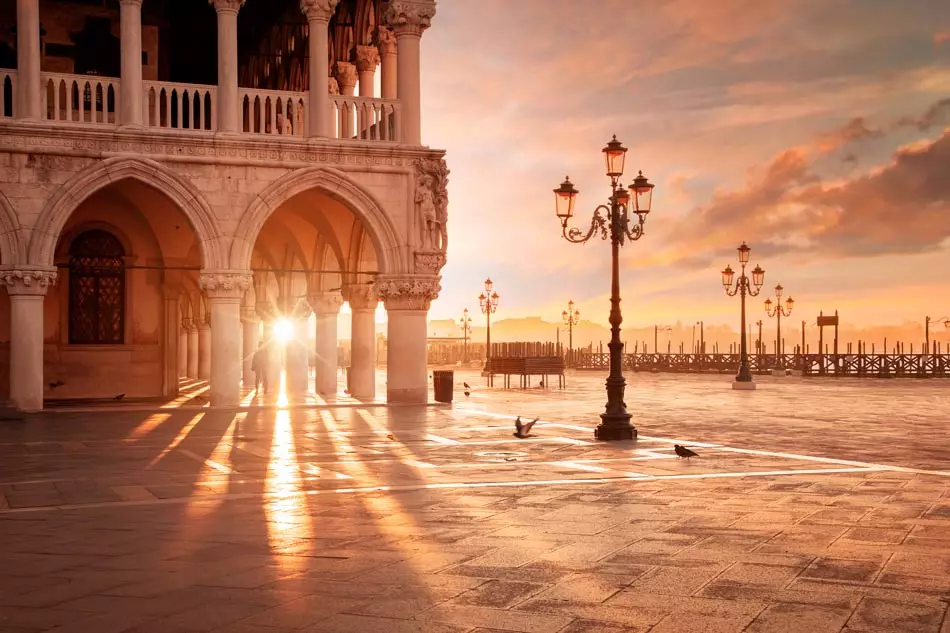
[0,268,58,297]
[181,317,197,332]
[343,283,378,311]
[376,275,440,311]
[355,45,380,72]
[119,0,144,7]
[308,292,344,316]
[378,27,398,55]
[384,0,437,37]
[240,306,260,323]
[199,270,253,301]
[209,0,245,14]
[334,61,358,91]
[256,300,277,322]
[328,76,340,95]
[300,0,339,22]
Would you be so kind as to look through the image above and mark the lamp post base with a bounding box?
[595,413,638,441]
[731,380,757,391]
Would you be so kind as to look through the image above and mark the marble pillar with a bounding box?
[197,318,211,380]
[2,269,57,411]
[200,271,252,406]
[186,322,199,379]
[179,319,190,377]
[301,0,339,137]
[384,0,436,144]
[377,276,440,404]
[211,0,244,133]
[285,299,312,395]
[15,0,42,121]
[241,308,260,386]
[378,27,397,100]
[355,45,379,98]
[343,284,378,399]
[162,288,180,398]
[119,0,144,126]
[309,292,343,396]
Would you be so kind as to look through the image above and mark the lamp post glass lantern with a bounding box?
[764,284,794,369]
[479,279,499,368]
[721,242,765,389]
[460,308,473,363]
[563,300,580,366]
[553,135,655,441]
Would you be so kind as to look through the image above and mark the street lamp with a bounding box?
[562,300,580,366]
[479,279,499,367]
[553,135,655,441]
[764,284,794,370]
[459,308,472,363]
[721,242,765,389]
[653,324,672,354]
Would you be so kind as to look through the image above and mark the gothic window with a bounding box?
[68,230,125,345]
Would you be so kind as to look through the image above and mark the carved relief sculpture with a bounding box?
[413,157,449,255]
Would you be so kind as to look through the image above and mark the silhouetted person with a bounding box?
[252,341,269,394]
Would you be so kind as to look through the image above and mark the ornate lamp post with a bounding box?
[562,300,580,365]
[764,284,794,370]
[721,242,765,390]
[478,279,499,366]
[553,135,655,441]
[925,316,950,353]
[459,308,472,363]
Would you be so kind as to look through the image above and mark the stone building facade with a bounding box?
[0,0,446,410]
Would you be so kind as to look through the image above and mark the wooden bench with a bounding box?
[486,357,525,388]
[523,356,566,389]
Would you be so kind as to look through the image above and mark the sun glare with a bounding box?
[273,318,294,343]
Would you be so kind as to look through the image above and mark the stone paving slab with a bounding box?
[0,371,949,632]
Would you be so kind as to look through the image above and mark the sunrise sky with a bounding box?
[418,0,950,330]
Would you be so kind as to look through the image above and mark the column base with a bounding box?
[732,380,757,390]
[387,386,428,404]
[594,414,637,441]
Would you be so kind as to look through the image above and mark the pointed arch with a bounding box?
[231,165,402,273]
[28,156,227,269]
[0,190,25,266]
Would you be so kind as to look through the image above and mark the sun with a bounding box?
[272,318,294,343]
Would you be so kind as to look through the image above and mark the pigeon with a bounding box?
[48,380,64,390]
[343,389,350,395]
[387,434,396,441]
[539,379,545,388]
[513,417,538,439]
[674,444,698,459]
[463,382,471,389]
[463,391,471,397]
[114,393,126,401]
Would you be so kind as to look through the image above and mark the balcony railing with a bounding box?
[0,71,402,143]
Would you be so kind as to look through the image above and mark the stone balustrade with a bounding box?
[1,70,15,118]
[144,81,216,132]
[330,96,401,142]
[239,88,308,137]
[42,72,121,125]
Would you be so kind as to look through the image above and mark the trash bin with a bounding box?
[432,370,454,403]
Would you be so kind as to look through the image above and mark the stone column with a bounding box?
[301,0,339,137]
[179,319,190,377]
[334,61,357,138]
[378,27,397,100]
[162,286,180,397]
[286,300,312,395]
[211,0,244,133]
[119,0,144,126]
[309,292,343,396]
[2,269,57,411]
[200,271,252,406]
[15,0,42,121]
[383,0,436,144]
[343,284,378,399]
[377,276,440,404]
[355,45,379,98]
[197,317,211,380]
[241,307,260,386]
[186,322,199,378]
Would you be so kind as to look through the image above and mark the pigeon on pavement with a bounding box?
[114,393,126,401]
[463,382,471,389]
[674,444,698,459]
[513,417,538,439]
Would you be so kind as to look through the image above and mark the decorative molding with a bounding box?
[414,250,445,275]
[376,275,440,311]
[378,27,397,55]
[342,283,378,310]
[209,0,246,13]
[0,268,58,296]
[334,62,358,90]
[300,0,339,22]
[199,271,253,300]
[413,156,449,253]
[308,292,344,315]
[384,0,437,36]
[355,46,381,72]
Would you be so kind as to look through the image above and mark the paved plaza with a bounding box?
[1,370,949,632]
